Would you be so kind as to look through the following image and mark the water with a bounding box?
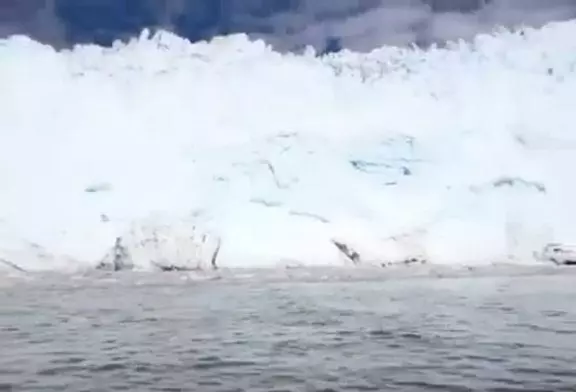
[1,269,576,391]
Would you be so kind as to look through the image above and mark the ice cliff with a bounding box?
[1,21,576,272]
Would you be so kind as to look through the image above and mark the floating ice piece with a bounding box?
[539,243,576,266]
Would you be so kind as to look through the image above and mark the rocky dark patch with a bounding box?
[96,237,133,271]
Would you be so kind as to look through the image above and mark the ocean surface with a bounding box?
[1,267,576,391]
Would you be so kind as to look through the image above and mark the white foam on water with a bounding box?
[1,21,576,272]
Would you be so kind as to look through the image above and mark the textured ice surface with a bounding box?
[1,21,576,272]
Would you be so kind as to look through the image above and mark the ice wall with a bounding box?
[1,20,576,272]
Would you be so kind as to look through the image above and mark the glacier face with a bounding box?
[1,21,576,272]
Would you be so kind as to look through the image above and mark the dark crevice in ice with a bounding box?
[0,258,27,273]
[289,211,330,223]
[332,240,361,265]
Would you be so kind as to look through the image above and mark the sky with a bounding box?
[0,0,575,51]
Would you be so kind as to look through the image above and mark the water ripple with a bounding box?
[1,273,576,391]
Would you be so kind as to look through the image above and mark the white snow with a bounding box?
[1,22,576,272]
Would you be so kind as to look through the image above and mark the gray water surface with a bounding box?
[1,269,576,391]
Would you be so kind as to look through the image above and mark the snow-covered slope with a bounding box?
[1,21,576,272]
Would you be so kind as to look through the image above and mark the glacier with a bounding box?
[1,21,576,273]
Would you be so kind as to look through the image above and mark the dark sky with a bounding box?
[1,0,575,51]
